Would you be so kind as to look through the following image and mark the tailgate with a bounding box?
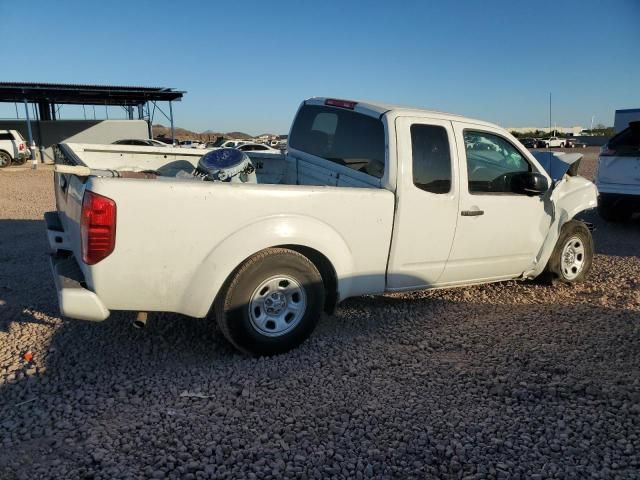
[51,144,88,260]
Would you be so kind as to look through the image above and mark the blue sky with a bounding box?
[2,0,638,134]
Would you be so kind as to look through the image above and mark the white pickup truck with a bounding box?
[538,136,567,148]
[538,137,567,148]
[47,97,598,355]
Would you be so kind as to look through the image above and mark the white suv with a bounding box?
[0,130,29,167]
[595,121,640,222]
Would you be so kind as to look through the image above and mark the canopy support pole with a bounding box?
[23,98,37,168]
[169,101,175,146]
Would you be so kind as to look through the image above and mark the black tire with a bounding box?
[214,248,325,356]
[0,151,11,168]
[598,198,631,223]
[545,220,593,284]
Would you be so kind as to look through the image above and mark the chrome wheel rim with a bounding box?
[0,153,9,167]
[561,236,585,280]
[248,275,307,337]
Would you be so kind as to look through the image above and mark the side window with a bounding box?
[464,131,531,194]
[0,133,14,140]
[411,124,451,194]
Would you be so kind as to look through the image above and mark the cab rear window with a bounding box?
[289,105,385,178]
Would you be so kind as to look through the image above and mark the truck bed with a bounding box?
[56,143,382,188]
[51,143,395,320]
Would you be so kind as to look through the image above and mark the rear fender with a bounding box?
[179,215,354,318]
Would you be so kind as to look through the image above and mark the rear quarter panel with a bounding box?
[84,178,395,317]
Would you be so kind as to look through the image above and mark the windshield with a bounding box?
[289,104,385,178]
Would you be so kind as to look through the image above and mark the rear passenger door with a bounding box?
[387,118,459,289]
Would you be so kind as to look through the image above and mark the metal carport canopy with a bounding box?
[0,81,185,105]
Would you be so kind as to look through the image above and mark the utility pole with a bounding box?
[549,92,552,137]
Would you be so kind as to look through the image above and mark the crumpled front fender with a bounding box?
[527,175,598,278]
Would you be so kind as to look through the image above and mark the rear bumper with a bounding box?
[45,211,110,321]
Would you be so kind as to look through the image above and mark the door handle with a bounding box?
[461,209,484,216]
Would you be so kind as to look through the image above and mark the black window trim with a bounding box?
[410,122,453,195]
[463,128,537,196]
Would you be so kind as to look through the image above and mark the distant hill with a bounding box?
[152,124,253,142]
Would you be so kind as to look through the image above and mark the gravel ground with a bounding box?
[1,149,639,479]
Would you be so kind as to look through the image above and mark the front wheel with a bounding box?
[545,220,593,284]
[214,248,325,355]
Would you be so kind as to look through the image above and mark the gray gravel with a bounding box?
[1,150,639,479]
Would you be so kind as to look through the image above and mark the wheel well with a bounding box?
[277,245,338,315]
[0,149,12,158]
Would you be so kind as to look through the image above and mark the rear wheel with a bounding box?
[214,248,325,356]
[0,151,11,168]
[546,220,593,284]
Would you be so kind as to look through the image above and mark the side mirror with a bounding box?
[511,171,549,196]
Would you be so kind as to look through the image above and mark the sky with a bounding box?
[1,0,638,135]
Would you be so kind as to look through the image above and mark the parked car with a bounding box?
[179,140,203,148]
[47,97,597,356]
[595,121,640,222]
[236,142,281,153]
[537,137,567,148]
[154,137,177,146]
[112,139,168,147]
[220,139,248,148]
[0,129,29,167]
[519,137,537,149]
[566,138,587,148]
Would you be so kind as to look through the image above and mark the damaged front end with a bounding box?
[532,151,583,183]
[525,151,598,279]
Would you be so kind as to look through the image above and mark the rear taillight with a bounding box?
[18,143,25,151]
[81,191,116,265]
